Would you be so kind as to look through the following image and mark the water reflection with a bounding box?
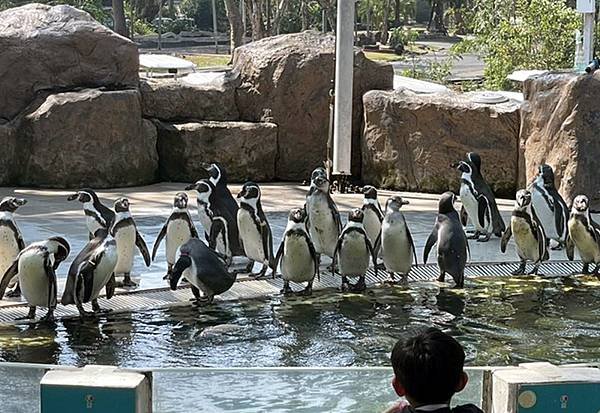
[1,275,600,368]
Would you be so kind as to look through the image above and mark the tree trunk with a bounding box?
[381,0,390,44]
[112,0,128,37]
[367,6,372,36]
[300,0,308,31]
[272,0,290,35]
[224,0,244,53]
[394,0,400,26]
[250,0,265,40]
[428,0,446,34]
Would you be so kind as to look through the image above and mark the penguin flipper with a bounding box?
[500,225,512,253]
[332,233,344,275]
[405,224,418,266]
[105,273,116,299]
[554,201,565,238]
[44,257,58,309]
[566,234,575,261]
[135,230,152,267]
[0,260,18,299]
[477,195,489,228]
[423,225,439,265]
[306,234,320,282]
[536,223,549,262]
[184,213,199,239]
[273,239,284,273]
[7,220,26,251]
[79,259,98,303]
[364,234,377,277]
[151,223,168,261]
[460,205,468,227]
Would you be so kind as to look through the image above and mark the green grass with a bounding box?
[180,54,231,68]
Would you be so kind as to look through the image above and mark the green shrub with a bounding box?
[389,27,419,54]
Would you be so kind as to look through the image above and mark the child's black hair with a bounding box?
[391,327,465,405]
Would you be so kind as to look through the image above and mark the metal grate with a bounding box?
[0,260,586,323]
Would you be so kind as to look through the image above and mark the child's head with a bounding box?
[390,328,468,406]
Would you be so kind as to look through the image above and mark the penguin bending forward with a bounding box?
[0,237,70,321]
[67,189,115,239]
[62,229,118,318]
[0,197,27,297]
[169,238,242,304]
[529,164,569,249]
[111,198,151,287]
[379,196,417,283]
[185,179,214,240]
[423,192,468,288]
[566,195,600,277]
[305,168,342,267]
[274,207,319,296]
[333,208,377,292]
[500,189,549,275]
[237,182,275,278]
[152,192,199,280]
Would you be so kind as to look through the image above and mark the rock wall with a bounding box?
[520,71,600,206]
[362,89,521,197]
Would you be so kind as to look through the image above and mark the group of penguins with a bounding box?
[0,155,598,322]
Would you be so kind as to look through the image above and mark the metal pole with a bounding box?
[240,0,246,40]
[583,12,595,64]
[157,1,162,51]
[211,0,219,54]
[322,9,326,32]
[332,0,355,176]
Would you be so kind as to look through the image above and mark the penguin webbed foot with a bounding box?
[192,296,214,306]
[16,307,36,320]
[550,241,564,251]
[339,276,350,292]
[92,300,112,315]
[120,274,138,288]
[375,262,386,271]
[299,284,313,296]
[41,310,56,323]
[280,281,294,296]
[511,263,527,276]
[476,233,492,243]
[5,285,21,298]
[527,265,542,276]
[467,231,481,240]
[349,276,367,292]
[437,272,446,283]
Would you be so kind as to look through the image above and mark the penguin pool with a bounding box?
[1,184,600,411]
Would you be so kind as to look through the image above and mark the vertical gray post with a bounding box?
[212,0,219,53]
[157,1,162,51]
[240,0,247,38]
[322,9,326,32]
[332,0,355,176]
[577,0,595,63]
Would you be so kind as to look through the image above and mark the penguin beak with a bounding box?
[169,255,191,290]
[402,200,410,205]
[184,183,196,191]
[15,198,27,206]
[67,193,79,201]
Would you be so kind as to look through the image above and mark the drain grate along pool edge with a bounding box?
[0,260,586,322]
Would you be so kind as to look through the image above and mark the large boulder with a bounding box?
[233,30,393,180]
[0,3,139,121]
[520,71,600,206]
[362,89,521,197]
[155,120,277,182]
[0,125,17,185]
[15,89,158,188]
[139,73,240,121]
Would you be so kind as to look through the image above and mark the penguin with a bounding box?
[201,162,244,256]
[169,238,242,304]
[423,192,468,288]
[566,195,600,277]
[379,196,418,283]
[500,189,549,275]
[274,207,319,296]
[332,208,377,292]
[0,197,27,297]
[67,189,115,239]
[110,197,151,287]
[184,179,214,240]
[62,228,118,318]
[529,164,569,250]
[361,185,383,249]
[152,192,199,280]
[0,237,70,321]
[236,182,275,278]
[305,168,342,267]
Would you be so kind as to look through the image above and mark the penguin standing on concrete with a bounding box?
[62,229,118,318]
[202,162,243,257]
[333,208,377,292]
[466,152,505,237]
[110,197,151,287]
[305,168,342,267]
[0,197,27,297]
[361,186,383,250]
[423,192,468,288]
[169,238,242,304]
[185,179,214,240]
[237,182,274,278]
[566,195,600,276]
[67,189,115,239]
[0,237,70,321]
[274,207,319,296]
[530,164,569,249]
[500,189,549,275]
[152,192,199,280]
[379,196,417,283]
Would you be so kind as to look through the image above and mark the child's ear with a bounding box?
[392,377,406,397]
[455,371,469,392]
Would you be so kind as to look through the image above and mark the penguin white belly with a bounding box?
[281,235,315,283]
[307,197,338,257]
[460,183,484,231]
[0,225,21,286]
[90,247,118,300]
[237,209,265,262]
[197,205,212,235]
[381,219,413,274]
[512,218,540,262]
[18,252,50,307]
[86,215,103,235]
[337,233,370,277]
[362,210,381,245]
[569,220,600,263]
[114,225,137,274]
[531,190,559,240]
[166,220,192,265]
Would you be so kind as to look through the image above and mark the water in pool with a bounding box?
[2,274,600,368]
